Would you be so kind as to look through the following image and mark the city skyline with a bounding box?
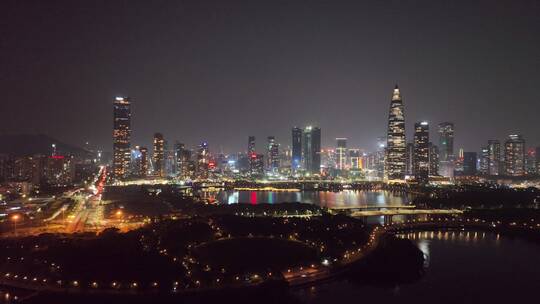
[1,1,539,153]
[1,2,540,303]
[109,86,536,180]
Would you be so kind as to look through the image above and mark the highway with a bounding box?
[283,226,384,287]
[64,166,107,233]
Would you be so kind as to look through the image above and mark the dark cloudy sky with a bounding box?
[1,0,539,154]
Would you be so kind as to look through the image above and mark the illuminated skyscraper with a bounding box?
[139,146,148,177]
[291,127,303,171]
[197,141,209,177]
[349,149,361,170]
[250,153,264,176]
[525,148,536,175]
[405,142,414,175]
[153,133,165,177]
[413,121,429,183]
[504,134,525,176]
[267,136,279,172]
[279,146,292,173]
[164,139,176,176]
[175,142,191,178]
[112,97,131,180]
[335,138,348,171]
[438,122,454,161]
[479,147,489,175]
[487,140,501,176]
[248,136,256,155]
[385,85,406,179]
[248,136,256,174]
[438,122,454,178]
[320,148,336,174]
[429,142,439,176]
[454,148,464,174]
[303,126,321,175]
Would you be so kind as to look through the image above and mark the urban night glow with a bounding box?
[0,1,539,304]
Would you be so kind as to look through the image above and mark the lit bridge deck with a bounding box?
[330,205,417,211]
[349,209,463,217]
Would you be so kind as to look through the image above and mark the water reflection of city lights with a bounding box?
[417,239,430,267]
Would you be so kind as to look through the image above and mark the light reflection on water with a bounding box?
[417,239,431,267]
[200,190,411,208]
[295,230,540,303]
[397,230,499,268]
[398,230,493,244]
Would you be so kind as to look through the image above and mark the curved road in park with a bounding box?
[1,217,537,299]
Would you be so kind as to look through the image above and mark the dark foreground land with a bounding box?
[0,207,429,304]
[14,234,424,304]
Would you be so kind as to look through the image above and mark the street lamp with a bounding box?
[11,214,20,236]
[115,210,124,228]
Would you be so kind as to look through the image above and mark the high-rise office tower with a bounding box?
[336,138,348,171]
[438,122,454,178]
[153,133,165,176]
[112,97,131,180]
[197,141,209,177]
[454,148,464,174]
[525,148,536,175]
[164,140,177,176]
[130,147,141,175]
[413,121,429,183]
[51,143,57,157]
[371,136,386,178]
[139,146,148,177]
[237,153,250,174]
[248,136,256,174]
[320,149,336,174]
[487,140,501,176]
[250,154,265,176]
[429,142,439,176]
[479,147,489,175]
[267,136,279,172]
[385,85,406,179]
[405,142,414,175]
[291,127,303,171]
[504,134,525,176]
[303,126,321,175]
[176,144,193,178]
[463,152,478,176]
[349,149,361,170]
[438,122,454,161]
[279,146,292,172]
[175,142,186,177]
[248,136,256,155]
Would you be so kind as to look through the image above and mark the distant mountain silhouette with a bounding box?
[0,134,92,157]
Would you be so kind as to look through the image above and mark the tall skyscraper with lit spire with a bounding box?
[385,85,406,179]
[113,96,131,180]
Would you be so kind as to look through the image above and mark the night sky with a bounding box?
[1,0,539,154]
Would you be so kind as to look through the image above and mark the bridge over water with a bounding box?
[329,205,417,211]
[349,209,462,217]
[329,205,463,224]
